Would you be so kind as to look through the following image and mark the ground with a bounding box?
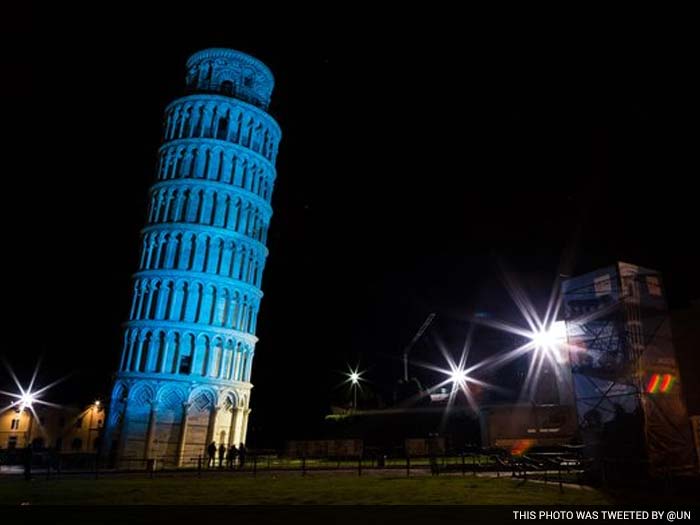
[1,470,610,505]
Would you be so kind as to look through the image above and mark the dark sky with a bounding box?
[6,12,699,441]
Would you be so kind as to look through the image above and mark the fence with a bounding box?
[0,446,587,486]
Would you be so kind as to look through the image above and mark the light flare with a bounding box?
[0,358,69,431]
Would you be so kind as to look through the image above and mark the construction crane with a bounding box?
[402,313,436,381]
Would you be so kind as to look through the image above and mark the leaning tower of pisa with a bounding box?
[103,49,281,465]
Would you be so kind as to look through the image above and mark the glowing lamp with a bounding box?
[449,369,467,383]
[349,372,360,384]
[448,367,469,387]
[19,392,35,410]
[530,321,567,354]
[532,329,557,349]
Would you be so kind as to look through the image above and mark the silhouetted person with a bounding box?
[428,436,439,476]
[218,443,226,468]
[207,441,216,468]
[238,442,246,470]
[23,444,32,481]
[227,444,238,469]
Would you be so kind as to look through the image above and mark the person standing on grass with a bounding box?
[227,444,238,469]
[428,436,439,476]
[23,444,32,480]
[218,443,226,468]
[238,442,246,470]
[207,441,217,468]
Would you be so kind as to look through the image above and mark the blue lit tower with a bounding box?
[104,49,281,465]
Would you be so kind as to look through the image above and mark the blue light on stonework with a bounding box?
[103,49,281,463]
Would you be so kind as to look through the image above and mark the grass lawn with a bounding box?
[0,472,611,505]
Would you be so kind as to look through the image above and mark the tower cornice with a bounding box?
[150,178,273,217]
[165,94,281,138]
[115,372,253,392]
[159,136,279,176]
[123,319,259,343]
[141,223,270,255]
[186,48,274,82]
[132,269,265,298]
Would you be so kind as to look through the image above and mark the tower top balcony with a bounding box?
[185,48,274,111]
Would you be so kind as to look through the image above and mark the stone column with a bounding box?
[176,402,190,467]
[116,403,131,463]
[204,405,220,446]
[240,409,251,445]
[228,407,241,446]
[144,402,159,460]
[119,333,129,371]
[129,283,140,318]
[200,105,213,137]
[158,335,170,373]
[132,340,143,373]
[245,352,254,381]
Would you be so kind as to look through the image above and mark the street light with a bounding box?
[1,358,69,449]
[350,373,359,410]
[531,328,557,351]
[448,367,469,389]
[87,400,102,453]
[18,392,37,448]
[527,321,568,363]
[19,392,35,411]
[345,366,363,411]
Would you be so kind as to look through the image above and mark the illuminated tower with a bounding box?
[104,49,280,465]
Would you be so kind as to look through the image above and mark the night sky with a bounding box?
[6,13,699,443]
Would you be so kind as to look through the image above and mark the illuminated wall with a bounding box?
[103,49,281,465]
[0,403,105,452]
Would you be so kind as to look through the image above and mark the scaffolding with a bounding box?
[562,262,696,476]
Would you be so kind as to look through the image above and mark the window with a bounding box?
[221,80,234,95]
[7,436,17,450]
[646,276,662,297]
[594,274,612,297]
[98,419,103,428]
[71,438,83,451]
[75,417,83,429]
[10,418,20,430]
[243,75,253,88]
[179,355,192,374]
[217,117,229,140]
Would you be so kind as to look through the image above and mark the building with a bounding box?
[103,48,281,467]
[0,401,104,453]
[562,262,696,476]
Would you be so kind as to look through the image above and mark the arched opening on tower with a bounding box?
[221,80,234,96]
[217,117,229,140]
